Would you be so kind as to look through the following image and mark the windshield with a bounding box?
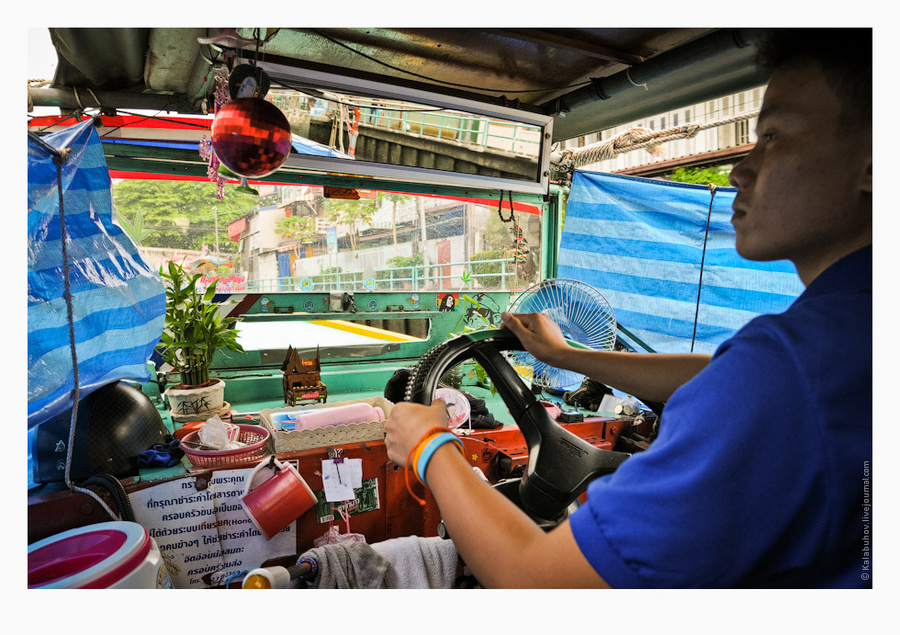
[116,179,545,362]
[124,181,543,299]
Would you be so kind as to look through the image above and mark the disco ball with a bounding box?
[210,98,292,178]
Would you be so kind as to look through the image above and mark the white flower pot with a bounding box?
[166,378,229,422]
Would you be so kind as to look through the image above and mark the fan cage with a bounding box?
[503,279,616,390]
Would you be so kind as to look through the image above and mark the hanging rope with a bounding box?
[53,149,119,521]
[563,110,760,169]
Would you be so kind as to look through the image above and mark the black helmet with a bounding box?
[31,381,169,483]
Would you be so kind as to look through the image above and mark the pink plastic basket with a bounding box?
[181,424,270,468]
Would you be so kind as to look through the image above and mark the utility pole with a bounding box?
[213,206,219,253]
[417,198,428,289]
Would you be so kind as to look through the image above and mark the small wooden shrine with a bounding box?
[281,346,327,406]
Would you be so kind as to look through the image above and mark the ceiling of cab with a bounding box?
[35,27,769,143]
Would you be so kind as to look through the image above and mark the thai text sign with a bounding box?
[128,468,295,588]
[198,274,247,292]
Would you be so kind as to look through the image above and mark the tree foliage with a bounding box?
[112,180,277,252]
[321,197,377,250]
[275,215,319,243]
[668,166,732,187]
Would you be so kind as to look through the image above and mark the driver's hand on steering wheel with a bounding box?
[385,399,449,467]
[500,311,570,368]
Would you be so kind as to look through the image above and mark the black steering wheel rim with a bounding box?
[405,328,630,522]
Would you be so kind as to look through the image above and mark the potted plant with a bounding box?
[156,261,245,421]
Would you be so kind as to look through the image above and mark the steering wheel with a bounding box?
[404,328,631,526]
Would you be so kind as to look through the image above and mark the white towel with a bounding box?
[370,536,459,589]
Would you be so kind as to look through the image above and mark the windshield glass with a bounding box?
[123,181,543,298]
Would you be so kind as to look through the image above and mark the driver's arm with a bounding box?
[384,400,611,588]
[500,311,711,404]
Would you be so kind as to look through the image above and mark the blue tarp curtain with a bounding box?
[557,171,804,354]
[27,120,166,428]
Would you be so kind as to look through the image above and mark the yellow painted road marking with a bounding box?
[310,319,423,342]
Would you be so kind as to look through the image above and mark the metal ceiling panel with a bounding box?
[33,27,769,142]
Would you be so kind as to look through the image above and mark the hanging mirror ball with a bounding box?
[210,98,292,178]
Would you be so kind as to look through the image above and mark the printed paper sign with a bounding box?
[128,468,296,588]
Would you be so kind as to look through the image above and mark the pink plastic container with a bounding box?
[28,521,172,588]
[274,403,384,431]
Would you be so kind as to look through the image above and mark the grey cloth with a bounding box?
[302,536,459,589]
[304,540,391,589]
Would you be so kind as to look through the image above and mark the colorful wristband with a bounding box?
[412,432,442,485]
[415,432,463,485]
[404,426,450,506]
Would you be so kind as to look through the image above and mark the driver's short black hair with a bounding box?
[758,28,872,131]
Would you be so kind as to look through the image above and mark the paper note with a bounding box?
[321,458,362,502]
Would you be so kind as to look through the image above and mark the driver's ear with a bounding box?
[855,132,872,197]
[860,158,872,196]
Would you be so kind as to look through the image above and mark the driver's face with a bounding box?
[728,60,872,284]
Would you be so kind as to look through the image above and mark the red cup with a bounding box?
[240,458,317,539]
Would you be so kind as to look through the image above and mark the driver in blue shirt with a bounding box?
[384,28,872,588]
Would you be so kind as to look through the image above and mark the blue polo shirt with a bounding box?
[569,246,872,588]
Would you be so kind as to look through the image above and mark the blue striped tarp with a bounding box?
[28,120,166,428]
[557,171,804,354]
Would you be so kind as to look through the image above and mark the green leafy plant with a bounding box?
[442,294,497,396]
[156,261,245,388]
[117,210,154,246]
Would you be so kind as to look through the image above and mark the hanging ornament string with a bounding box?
[512,212,523,293]
[497,190,515,223]
[199,66,231,199]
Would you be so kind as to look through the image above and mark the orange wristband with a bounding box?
[404,426,448,505]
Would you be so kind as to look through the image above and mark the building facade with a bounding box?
[559,85,766,178]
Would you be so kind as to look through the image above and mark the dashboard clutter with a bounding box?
[434,388,471,428]
[563,377,614,411]
[260,397,392,453]
[137,438,184,468]
[281,346,327,406]
[28,521,173,589]
[197,416,243,450]
[180,424,270,468]
[614,397,641,416]
[383,368,501,429]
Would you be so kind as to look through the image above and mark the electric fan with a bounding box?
[504,278,616,391]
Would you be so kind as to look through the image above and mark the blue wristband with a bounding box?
[415,432,462,485]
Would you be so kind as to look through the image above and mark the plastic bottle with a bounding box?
[284,403,385,431]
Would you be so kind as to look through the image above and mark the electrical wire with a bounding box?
[30,108,214,138]
[690,185,717,353]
